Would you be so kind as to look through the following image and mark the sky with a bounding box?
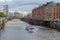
[0,0,60,13]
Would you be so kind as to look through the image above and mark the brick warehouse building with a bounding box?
[32,1,60,21]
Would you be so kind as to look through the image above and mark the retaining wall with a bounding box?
[0,18,8,30]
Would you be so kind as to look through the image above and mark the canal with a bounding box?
[0,19,60,40]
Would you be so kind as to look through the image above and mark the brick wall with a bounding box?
[32,1,60,21]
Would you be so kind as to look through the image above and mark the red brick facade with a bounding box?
[27,13,32,18]
[32,1,60,21]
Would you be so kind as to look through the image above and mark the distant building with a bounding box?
[14,12,23,17]
[0,5,8,14]
[26,13,32,18]
[9,12,14,17]
[14,12,20,16]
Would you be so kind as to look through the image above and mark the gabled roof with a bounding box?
[57,3,60,5]
[43,1,56,7]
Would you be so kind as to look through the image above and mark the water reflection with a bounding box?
[0,19,36,40]
[0,28,5,40]
[0,30,2,40]
[0,19,60,40]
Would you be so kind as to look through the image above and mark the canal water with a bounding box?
[0,19,60,40]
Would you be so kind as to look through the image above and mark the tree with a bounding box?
[0,12,8,17]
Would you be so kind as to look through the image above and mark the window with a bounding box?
[54,17,55,19]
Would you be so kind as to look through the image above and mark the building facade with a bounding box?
[26,13,32,19]
[32,1,60,21]
[14,12,23,17]
[0,5,8,14]
[14,12,20,16]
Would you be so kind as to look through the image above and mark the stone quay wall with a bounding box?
[0,18,8,30]
[21,18,60,30]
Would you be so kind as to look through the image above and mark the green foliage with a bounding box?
[0,12,8,17]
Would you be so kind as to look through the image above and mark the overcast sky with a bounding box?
[0,0,60,13]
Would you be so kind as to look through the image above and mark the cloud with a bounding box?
[0,0,60,13]
[6,0,12,2]
[0,0,12,2]
[9,5,39,13]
